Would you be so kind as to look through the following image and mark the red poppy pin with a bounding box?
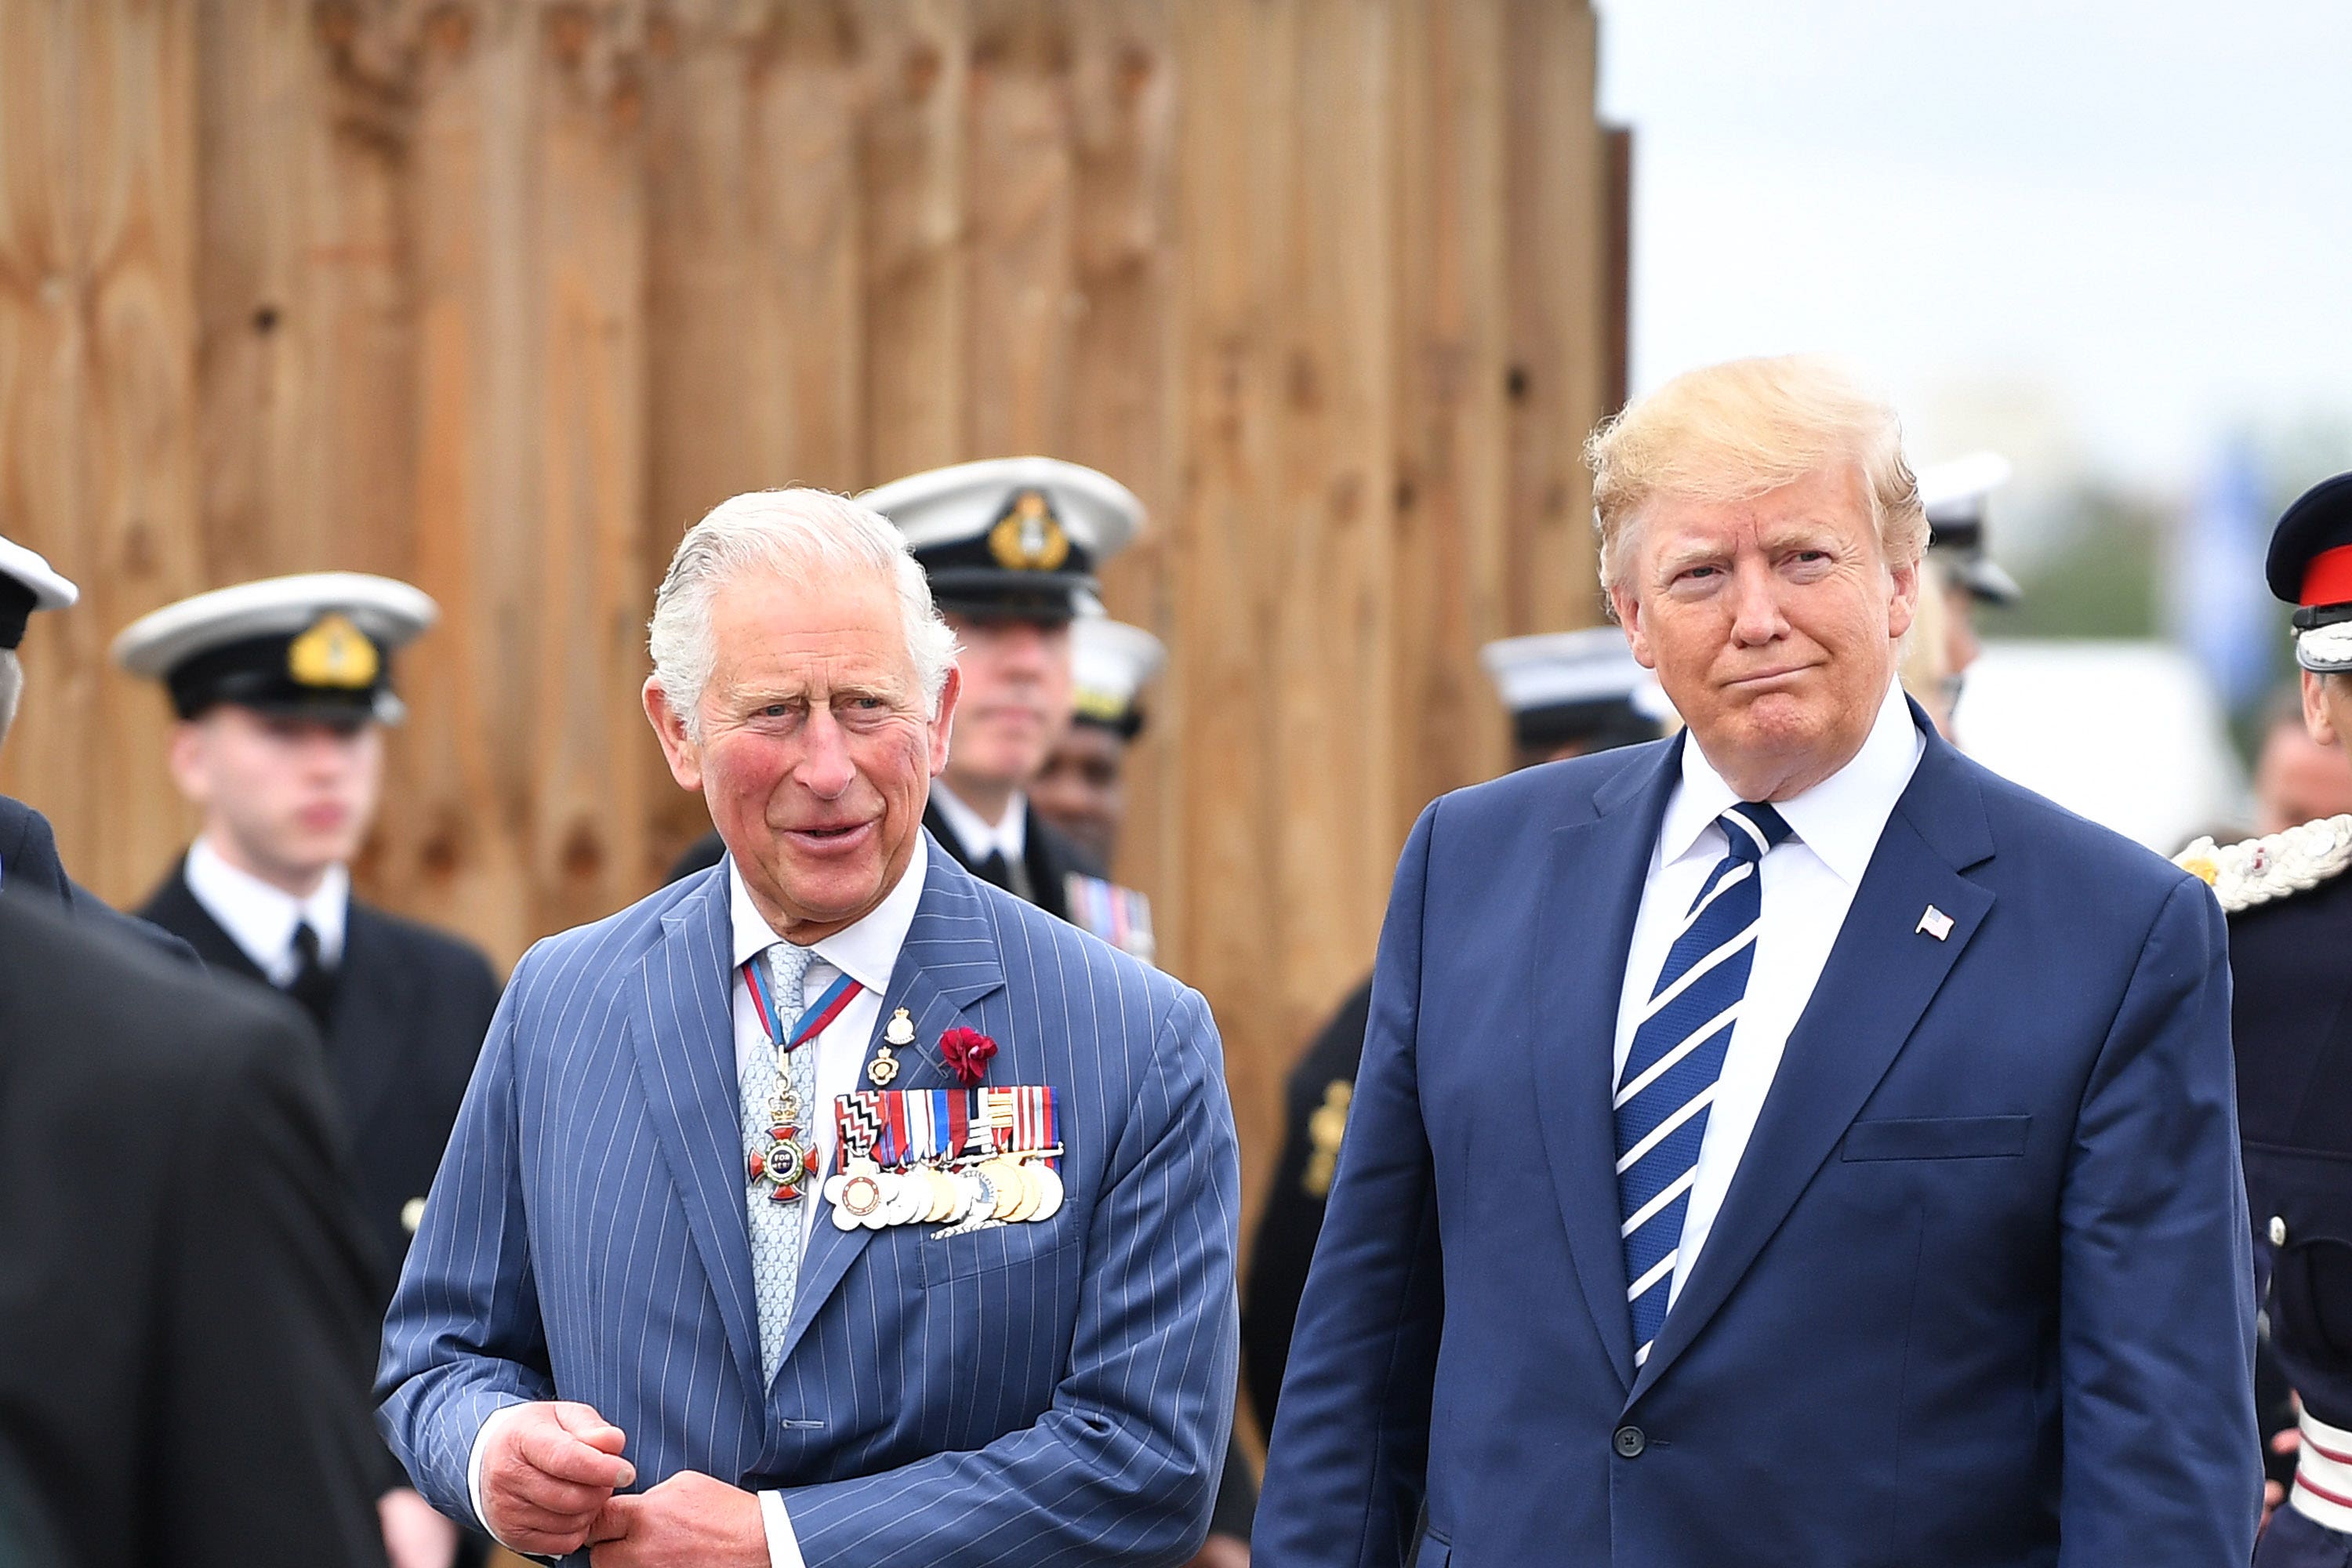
[940,1026,998,1087]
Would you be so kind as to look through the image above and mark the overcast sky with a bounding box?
[1595,0,2352,499]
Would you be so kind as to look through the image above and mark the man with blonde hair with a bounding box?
[1258,355,2256,1566]
[381,488,1239,1567]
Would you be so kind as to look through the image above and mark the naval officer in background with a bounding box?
[865,459,1136,923]
[114,574,503,1568]
[1256,355,2256,1567]
[1030,614,1167,963]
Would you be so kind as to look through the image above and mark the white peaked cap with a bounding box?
[1478,627,1671,721]
[862,456,1145,564]
[1072,616,1168,723]
[0,535,80,613]
[111,572,438,680]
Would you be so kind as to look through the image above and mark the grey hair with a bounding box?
[0,650,18,751]
[648,488,958,739]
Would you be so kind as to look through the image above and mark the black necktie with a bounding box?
[972,851,1014,892]
[287,921,339,1028]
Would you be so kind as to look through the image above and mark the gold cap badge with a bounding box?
[287,612,379,690]
[987,489,1073,573]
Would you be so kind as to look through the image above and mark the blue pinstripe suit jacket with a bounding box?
[379,835,1240,1565]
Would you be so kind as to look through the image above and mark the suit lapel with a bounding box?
[775,842,1005,1374]
[1628,726,1996,1399]
[627,869,767,1405]
[1532,741,1683,1393]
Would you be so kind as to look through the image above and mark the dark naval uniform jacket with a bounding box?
[139,861,501,1299]
[1244,976,1372,1433]
[920,797,1105,924]
[2183,817,2352,1563]
[2220,845,2352,1422]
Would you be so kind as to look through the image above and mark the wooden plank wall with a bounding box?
[0,0,1613,1270]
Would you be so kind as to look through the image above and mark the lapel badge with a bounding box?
[1916,905,1955,941]
[869,1007,914,1087]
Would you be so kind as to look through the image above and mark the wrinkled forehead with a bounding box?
[1635,465,1881,562]
[707,571,917,677]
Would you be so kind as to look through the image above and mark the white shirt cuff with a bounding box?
[760,1490,806,1568]
[466,1403,529,1544]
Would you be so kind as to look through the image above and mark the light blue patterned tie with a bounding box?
[1615,801,1792,1367]
[743,941,815,1378]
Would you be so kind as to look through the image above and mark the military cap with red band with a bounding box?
[2266,471,2352,674]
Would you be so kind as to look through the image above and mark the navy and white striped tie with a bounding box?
[1615,800,1792,1367]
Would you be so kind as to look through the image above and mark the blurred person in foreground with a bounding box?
[0,892,388,1568]
[1241,627,1669,1435]
[2178,470,2352,1564]
[382,488,1238,1566]
[1255,355,2256,1567]
[671,459,1132,934]
[1029,613,1164,961]
[114,575,502,1568]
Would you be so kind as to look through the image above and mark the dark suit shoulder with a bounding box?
[0,795,71,902]
[1953,747,2199,899]
[0,896,322,1134]
[506,869,712,1014]
[1435,738,1668,827]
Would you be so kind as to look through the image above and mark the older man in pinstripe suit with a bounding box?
[379,488,1240,1567]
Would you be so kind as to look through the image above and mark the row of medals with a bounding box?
[746,1007,1063,1234]
[825,1149,1065,1234]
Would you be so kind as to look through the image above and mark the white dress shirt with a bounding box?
[183,835,349,985]
[927,782,1027,866]
[469,837,927,1567]
[1611,678,1922,1311]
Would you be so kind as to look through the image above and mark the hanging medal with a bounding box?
[742,955,863,1205]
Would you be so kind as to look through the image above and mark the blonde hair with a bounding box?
[1584,354,1928,596]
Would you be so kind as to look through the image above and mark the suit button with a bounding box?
[1613,1425,1646,1457]
[2271,1215,2289,1247]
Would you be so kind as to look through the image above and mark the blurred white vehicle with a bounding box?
[1951,639,2252,855]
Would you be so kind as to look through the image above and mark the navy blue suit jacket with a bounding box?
[1258,710,2257,1567]
[0,795,198,964]
[380,836,1240,1566]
